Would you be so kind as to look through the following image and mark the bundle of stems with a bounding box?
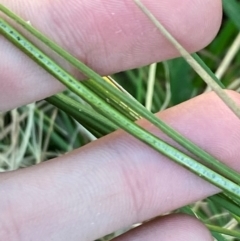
[1,1,240,239]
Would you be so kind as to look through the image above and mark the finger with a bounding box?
[113,214,212,241]
[1,91,239,241]
[0,0,222,111]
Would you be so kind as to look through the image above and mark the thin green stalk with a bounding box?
[192,53,225,88]
[1,18,240,200]
[1,4,239,186]
[136,68,145,103]
[209,194,240,217]
[207,224,240,239]
[46,93,117,136]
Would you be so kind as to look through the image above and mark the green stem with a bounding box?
[46,93,117,136]
[207,224,240,239]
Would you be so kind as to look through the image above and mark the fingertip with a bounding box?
[113,214,213,241]
[138,0,223,54]
[186,0,222,51]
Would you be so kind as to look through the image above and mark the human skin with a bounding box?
[0,0,236,240]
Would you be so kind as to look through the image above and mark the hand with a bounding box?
[1,1,235,241]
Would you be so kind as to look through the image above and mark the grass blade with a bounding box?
[46,93,117,136]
